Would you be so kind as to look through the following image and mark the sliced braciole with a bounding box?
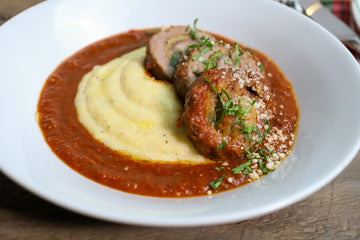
[144,25,212,81]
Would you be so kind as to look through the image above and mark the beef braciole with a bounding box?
[181,67,274,162]
[174,37,263,101]
[144,24,211,81]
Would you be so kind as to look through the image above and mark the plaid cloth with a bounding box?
[321,0,360,62]
[322,0,360,34]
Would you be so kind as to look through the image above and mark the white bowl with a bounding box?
[1,0,360,227]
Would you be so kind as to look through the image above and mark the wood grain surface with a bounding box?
[0,1,359,239]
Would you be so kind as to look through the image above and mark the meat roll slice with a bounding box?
[174,42,232,100]
[144,25,212,81]
[174,41,264,101]
[181,68,274,162]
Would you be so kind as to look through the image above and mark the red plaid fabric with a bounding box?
[324,0,360,33]
[322,0,360,62]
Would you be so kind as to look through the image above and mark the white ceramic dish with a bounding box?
[1,0,360,227]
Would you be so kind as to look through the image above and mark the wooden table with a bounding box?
[1,1,359,239]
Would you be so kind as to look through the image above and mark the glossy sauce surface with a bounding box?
[37,30,299,197]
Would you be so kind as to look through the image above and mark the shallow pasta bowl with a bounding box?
[1,0,360,227]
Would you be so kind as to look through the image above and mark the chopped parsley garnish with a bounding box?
[188,36,211,50]
[259,63,265,71]
[187,36,215,61]
[146,28,161,35]
[216,53,229,59]
[193,45,213,60]
[170,55,179,68]
[232,159,252,174]
[235,117,270,145]
[215,40,225,45]
[201,58,219,71]
[234,42,243,66]
[200,50,223,71]
[209,50,221,58]
[257,148,277,160]
[232,147,278,175]
[258,159,273,174]
[169,51,184,68]
[214,166,225,171]
[205,78,257,125]
[209,174,226,190]
[257,119,271,144]
[236,119,260,143]
[187,18,199,40]
[216,141,227,150]
[234,100,256,121]
[192,68,203,76]
[257,148,277,174]
[232,147,255,175]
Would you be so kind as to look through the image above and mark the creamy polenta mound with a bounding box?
[75,47,211,164]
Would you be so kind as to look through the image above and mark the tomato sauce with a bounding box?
[37,29,299,197]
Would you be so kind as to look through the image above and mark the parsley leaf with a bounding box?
[188,36,211,50]
[214,166,225,171]
[216,141,227,150]
[187,18,199,40]
[169,55,179,68]
[232,159,253,174]
[234,42,244,66]
[169,51,184,68]
[258,159,274,174]
[259,63,265,71]
[246,51,253,58]
[146,28,161,35]
[209,174,226,190]
[257,119,271,144]
[193,45,213,60]
[234,100,256,121]
[205,77,257,125]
